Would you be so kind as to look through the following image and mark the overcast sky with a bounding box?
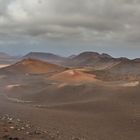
[0,0,140,58]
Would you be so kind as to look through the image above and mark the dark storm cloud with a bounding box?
[0,0,140,45]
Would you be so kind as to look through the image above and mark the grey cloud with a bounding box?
[0,0,140,45]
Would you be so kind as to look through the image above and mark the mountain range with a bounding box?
[0,51,139,81]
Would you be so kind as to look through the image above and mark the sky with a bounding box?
[0,0,140,58]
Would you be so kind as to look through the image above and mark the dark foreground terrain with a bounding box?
[0,114,58,140]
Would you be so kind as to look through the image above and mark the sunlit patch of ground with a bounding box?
[6,84,21,90]
[0,64,9,68]
[121,81,139,87]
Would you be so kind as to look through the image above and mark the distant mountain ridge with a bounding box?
[21,52,140,76]
[22,51,140,66]
[0,52,19,65]
[64,52,121,69]
[0,52,12,59]
[23,52,67,65]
